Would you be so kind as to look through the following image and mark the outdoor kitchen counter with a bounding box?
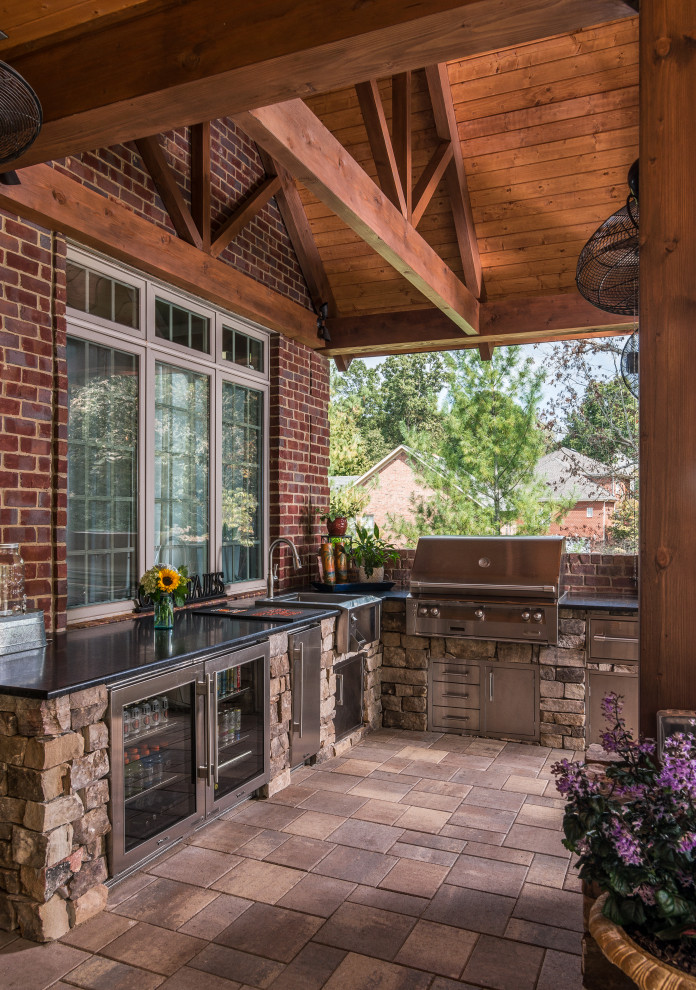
[0,605,340,699]
[560,593,638,611]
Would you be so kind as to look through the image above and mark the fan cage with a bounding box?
[0,61,42,166]
[576,199,639,315]
[621,330,639,399]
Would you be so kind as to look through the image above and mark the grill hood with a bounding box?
[409,536,564,600]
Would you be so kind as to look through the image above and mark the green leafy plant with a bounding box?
[138,564,189,607]
[553,694,696,943]
[319,484,370,523]
[347,523,400,578]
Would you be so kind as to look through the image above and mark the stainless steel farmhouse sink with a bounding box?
[255,592,382,654]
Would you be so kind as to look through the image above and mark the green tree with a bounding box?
[329,354,446,475]
[390,348,572,540]
[562,376,638,466]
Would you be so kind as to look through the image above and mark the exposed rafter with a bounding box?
[258,150,337,318]
[2,0,636,170]
[211,176,282,259]
[0,164,319,348]
[392,72,413,220]
[412,141,454,227]
[355,80,407,216]
[478,342,495,361]
[134,135,202,249]
[323,293,633,356]
[191,122,212,252]
[235,99,479,335]
[426,62,483,298]
[333,355,353,372]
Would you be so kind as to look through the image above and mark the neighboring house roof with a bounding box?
[330,475,361,489]
[534,447,621,502]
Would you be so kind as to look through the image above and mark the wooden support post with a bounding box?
[135,135,202,249]
[333,355,353,372]
[210,176,281,258]
[478,342,494,361]
[355,79,407,216]
[639,0,696,731]
[392,72,412,220]
[191,121,211,252]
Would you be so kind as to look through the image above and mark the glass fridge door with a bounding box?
[204,640,270,814]
[109,664,203,878]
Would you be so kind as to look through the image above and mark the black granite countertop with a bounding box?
[0,604,339,699]
[559,593,638,612]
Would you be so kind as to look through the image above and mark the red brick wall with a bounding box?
[270,339,330,591]
[361,452,433,544]
[547,500,616,546]
[0,118,327,629]
[52,120,312,308]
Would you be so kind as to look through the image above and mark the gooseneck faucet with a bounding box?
[267,538,302,598]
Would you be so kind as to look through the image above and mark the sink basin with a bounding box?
[255,592,382,654]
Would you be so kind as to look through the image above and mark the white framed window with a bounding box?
[587,506,594,518]
[66,246,270,622]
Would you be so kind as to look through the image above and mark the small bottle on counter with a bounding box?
[321,541,336,586]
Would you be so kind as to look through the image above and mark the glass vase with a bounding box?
[0,544,26,616]
[153,594,174,629]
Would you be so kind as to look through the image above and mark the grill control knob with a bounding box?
[429,607,440,618]
[521,609,531,622]
[418,606,429,617]
[473,608,485,621]
[532,610,544,623]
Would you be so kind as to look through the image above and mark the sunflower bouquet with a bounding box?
[138,564,189,607]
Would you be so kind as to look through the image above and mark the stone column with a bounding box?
[0,687,110,942]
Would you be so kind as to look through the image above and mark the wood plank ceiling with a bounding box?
[301,17,638,327]
[278,18,638,353]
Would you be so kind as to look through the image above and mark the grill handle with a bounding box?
[593,633,638,644]
[411,581,557,594]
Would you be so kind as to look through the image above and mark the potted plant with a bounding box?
[320,484,370,536]
[553,694,696,986]
[347,522,400,582]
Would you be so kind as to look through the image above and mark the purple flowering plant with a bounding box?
[552,693,696,940]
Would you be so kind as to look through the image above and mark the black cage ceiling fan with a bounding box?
[577,160,640,399]
[0,55,42,183]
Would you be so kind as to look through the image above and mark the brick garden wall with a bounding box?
[0,118,329,629]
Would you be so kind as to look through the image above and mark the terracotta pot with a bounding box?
[589,893,696,990]
[326,517,348,537]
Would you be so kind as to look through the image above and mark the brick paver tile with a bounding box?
[447,854,527,898]
[236,829,290,860]
[188,943,284,988]
[424,884,516,936]
[282,811,345,840]
[393,806,452,834]
[110,877,218,929]
[461,933,544,990]
[149,846,243,888]
[0,939,89,990]
[58,956,165,990]
[277,873,356,917]
[186,820,261,854]
[314,902,417,961]
[322,952,432,990]
[211,859,303,903]
[100,923,206,977]
[536,948,583,989]
[177,894,254,939]
[512,883,584,932]
[526,853,570,888]
[214,902,322,962]
[378,858,450,898]
[313,845,398,886]
[329,818,404,853]
[266,943,346,990]
[395,920,478,979]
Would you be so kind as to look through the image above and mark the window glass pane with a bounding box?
[155,363,209,576]
[155,297,210,354]
[67,337,139,607]
[222,381,263,584]
[222,326,264,373]
[66,262,140,330]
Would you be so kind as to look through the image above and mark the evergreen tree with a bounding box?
[390,348,572,540]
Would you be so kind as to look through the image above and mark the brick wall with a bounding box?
[547,500,616,546]
[270,339,330,591]
[0,117,328,629]
[361,451,434,543]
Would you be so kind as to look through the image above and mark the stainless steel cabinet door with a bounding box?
[289,625,322,767]
[483,663,539,740]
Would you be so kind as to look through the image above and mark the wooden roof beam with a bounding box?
[235,99,479,336]
[134,135,202,249]
[0,164,320,349]
[191,122,211,252]
[355,80,407,216]
[412,141,454,227]
[258,151,337,318]
[392,72,413,220]
[3,0,637,170]
[426,62,483,299]
[323,293,633,356]
[210,175,281,258]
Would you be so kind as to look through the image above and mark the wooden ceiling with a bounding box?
[301,17,638,318]
[0,1,639,358]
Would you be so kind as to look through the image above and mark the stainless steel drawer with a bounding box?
[431,680,480,710]
[431,706,480,732]
[589,617,638,662]
[431,661,480,685]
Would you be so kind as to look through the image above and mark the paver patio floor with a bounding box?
[0,729,584,990]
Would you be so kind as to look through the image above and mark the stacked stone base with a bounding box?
[381,598,588,749]
[0,687,111,941]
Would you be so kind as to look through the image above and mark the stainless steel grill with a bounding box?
[406,536,564,646]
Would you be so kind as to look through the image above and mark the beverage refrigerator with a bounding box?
[108,640,270,879]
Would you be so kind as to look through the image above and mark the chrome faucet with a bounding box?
[267,538,302,598]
